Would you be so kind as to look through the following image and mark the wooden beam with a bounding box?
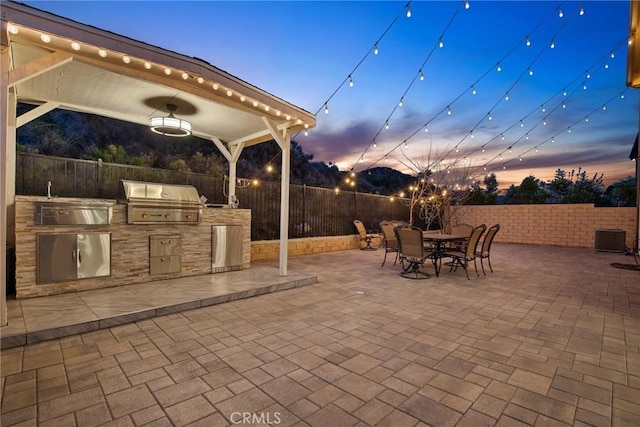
[8,51,73,87]
[16,101,60,127]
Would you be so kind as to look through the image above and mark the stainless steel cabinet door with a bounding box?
[37,233,77,283]
[77,233,111,278]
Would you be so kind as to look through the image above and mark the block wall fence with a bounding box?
[250,204,637,261]
[451,204,636,248]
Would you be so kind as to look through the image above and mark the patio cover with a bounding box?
[0,1,316,325]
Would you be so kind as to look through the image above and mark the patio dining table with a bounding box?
[423,233,469,277]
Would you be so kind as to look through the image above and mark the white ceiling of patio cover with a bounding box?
[4,2,314,146]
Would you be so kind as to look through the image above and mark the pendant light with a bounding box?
[149,104,192,137]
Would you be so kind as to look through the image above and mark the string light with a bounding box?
[610,51,615,59]
[550,40,555,49]
[579,5,585,16]
[586,71,591,79]
[528,68,534,76]
[398,97,403,107]
[505,93,510,101]
[583,82,587,90]
[487,113,493,120]
[526,37,531,47]
[558,7,563,18]
[465,1,470,10]
[497,62,502,72]
[324,103,329,114]
[543,117,547,125]
[385,121,390,129]
[447,106,452,115]
[439,39,444,48]
[420,71,425,81]
[604,62,609,69]
[471,86,477,95]
[374,44,379,55]
[349,75,354,87]
[585,116,589,122]
[406,3,411,18]
[602,105,607,110]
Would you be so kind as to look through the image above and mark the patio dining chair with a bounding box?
[379,221,399,267]
[394,226,431,279]
[447,223,474,250]
[444,224,486,280]
[476,223,500,274]
[353,220,380,250]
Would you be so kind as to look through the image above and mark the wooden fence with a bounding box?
[15,153,417,240]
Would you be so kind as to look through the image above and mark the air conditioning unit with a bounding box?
[594,229,626,253]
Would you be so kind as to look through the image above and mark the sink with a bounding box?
[35,201,114,225]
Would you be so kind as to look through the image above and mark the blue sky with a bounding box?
[23,0,638,188]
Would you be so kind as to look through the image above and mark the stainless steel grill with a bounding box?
[121,180,202,224]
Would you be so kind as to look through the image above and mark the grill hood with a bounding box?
[121,180,202,224]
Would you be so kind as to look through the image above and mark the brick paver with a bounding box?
[1,243,639,425]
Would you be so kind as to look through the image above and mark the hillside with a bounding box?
[15,105,414,195]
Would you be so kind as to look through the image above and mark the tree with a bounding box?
[466,173,498,205]
[504,175,548,204]
[395,150,473,231]
[546,167,606,204]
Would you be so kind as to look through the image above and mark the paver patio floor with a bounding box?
[1,243,639,426]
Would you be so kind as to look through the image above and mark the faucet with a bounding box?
[47,181,52,199]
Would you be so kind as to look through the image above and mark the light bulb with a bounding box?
[424,127,429,132]
[535,147,539,152]
[182,72,189,80]
[373,142,377,148]
[519,156,523,161]
[602,105,607,110]
[122,56,131,64]
[586,72,591,79]
[621,93,625,99]
[226,90,233,97]
[324,104,329,114]
[398,98,403,107]
[447,106,452,115]
[583,83,587,90]
[374,44,379,55]
[562,102,566,109]
[164,67,171,75]
[304,130,308,136]
[385,122,389,129]
[528,68,533,76]
[520,121,524,127]
[420,71,424,81]
[568,128,572,133]
[501,134,505,140]
[71,41,81,51]
[580,6,584,15]
[558,7,563,17]
[497,63,502,72]
[404,142,408,149]
[482,147,485,153]
[40,33,51,43]
[605,62,609,69]
[525,134,529,140]
[610,51,615,59]
[585,117,589,122]
[470,132,474,138]
[471,86,476,95]
[349,76,354,87]
[563,90,567,96]
[213,83,219,90]
[543,118,547,125]
[541,106,546,113]
[98,49,107,58]
[7,23,19,34]
[551,40,555,49]
[552,138,555,143]
[439,39,444,48]
[240,96,246,102]
[505,94,509,101]
[465,1,470,9]
[406,5,411,17]
[526,37,531,46]
[488,113,492,121]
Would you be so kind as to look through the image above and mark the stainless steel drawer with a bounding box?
[36,203,112,225]
[150,235,182,257]
[150,255,181,275]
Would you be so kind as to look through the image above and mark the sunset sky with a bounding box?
[24,0,638,189]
